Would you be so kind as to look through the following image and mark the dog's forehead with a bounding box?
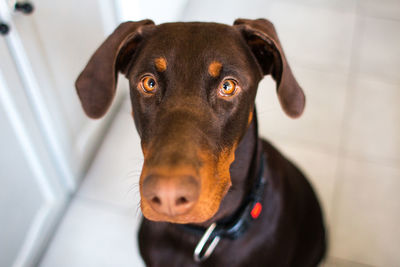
[141,22,251,68]
[153,22,237,41]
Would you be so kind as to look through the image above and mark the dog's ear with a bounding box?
[234,18,305,118]
[76,20,154,118]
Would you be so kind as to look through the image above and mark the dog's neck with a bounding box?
[200,113,260,227]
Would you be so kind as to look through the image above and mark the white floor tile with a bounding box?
[343,77,400,165]
[269,140,338,232]
[274,0,357,12]
[180,0,274,24]
[267,1,356,73]
[355,17,400,84]
[256,67,348,153]
[331,158,400,267]
[182,0,356,73]
[77,101,144,209]
[359,0,400,20]
[40,197,144,267]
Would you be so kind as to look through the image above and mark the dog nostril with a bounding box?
[151,196,161,205]
[176,196,188,206]
[143,174,200,216]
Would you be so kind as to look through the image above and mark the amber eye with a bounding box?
[219,79,237,96]
[140,76,157,93]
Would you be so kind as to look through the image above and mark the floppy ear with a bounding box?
[234,18,305,118]
[75,20,154,118]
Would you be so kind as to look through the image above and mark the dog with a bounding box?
[76,18,326,267]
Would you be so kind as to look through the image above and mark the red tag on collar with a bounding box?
[250,202,262,219]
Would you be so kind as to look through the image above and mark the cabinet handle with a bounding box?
[0,23,10,35]
[15,2,34,15]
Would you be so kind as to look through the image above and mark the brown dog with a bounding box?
[76,18,326,266]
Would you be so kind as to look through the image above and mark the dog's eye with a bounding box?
[219,79,237,96]
[140,76,158,93]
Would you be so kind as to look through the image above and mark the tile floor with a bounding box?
[39,0,400,266]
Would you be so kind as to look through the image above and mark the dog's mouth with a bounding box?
[139,148,236,224]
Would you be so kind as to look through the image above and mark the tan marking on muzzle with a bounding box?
[248,110,253,126]
[154,57,167,72]
[139,145,237,224]
[141,143,149,157]
[208,61,222,77]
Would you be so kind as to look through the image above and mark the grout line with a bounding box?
[296,62,400,87]
[269,129,400,170]
[261,134,340,156]
[270,0,358,14]
[74,194,143,221]
[338,153,400,169]
[326,256,377,267]
[362,13,400,22]
[329,0,364,249]
[351,72,400,87]
[267,133,400,170]
[273,0,400,85]
[291,63,350,77]
[356,1,400,23]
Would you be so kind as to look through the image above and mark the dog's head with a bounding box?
[76,18,304,224]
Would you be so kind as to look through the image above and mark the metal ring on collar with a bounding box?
[193,222,221,262]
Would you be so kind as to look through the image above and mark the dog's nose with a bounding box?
[142,174,200,217]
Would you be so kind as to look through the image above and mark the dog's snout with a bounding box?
[142,174,200,217]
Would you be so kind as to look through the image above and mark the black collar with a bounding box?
[179,148,267,241]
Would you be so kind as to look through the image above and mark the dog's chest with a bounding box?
[139,222,269,267]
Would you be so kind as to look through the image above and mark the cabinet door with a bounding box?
[0,0,123,266]
[1,0,126,189]
[0,36,68,267]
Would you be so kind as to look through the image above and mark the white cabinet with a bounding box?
[0,34,67,267]
[2,0,125,188]
[0,0,124,266]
